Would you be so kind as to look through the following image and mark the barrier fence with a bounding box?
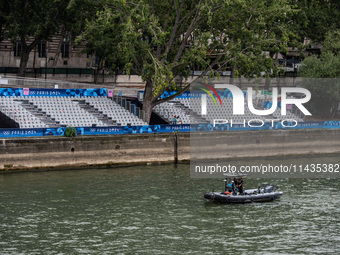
[0,121,340,138]
[0,75,105,89]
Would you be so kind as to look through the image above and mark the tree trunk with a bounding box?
[142,79,154,124]
[94,57,104,84]
[17,36,41,77]
[51,29,66,68]
[17,49,30,77]
[94,68,99,84]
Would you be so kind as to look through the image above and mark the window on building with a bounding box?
[14,41,21,57]
[38,41,46,58]
[61,42,69,58]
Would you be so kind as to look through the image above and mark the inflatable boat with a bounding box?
[204,173,283,204]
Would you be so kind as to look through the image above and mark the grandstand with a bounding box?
[152,92,305,124]
[0,92,147,129]
[0,85,305,130]
[153,100,209,124]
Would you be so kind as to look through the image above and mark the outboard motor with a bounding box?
[264,185,274,193]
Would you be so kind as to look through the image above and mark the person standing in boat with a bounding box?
[238,178,244,195]
[231,181,236,195]
[234,178,239,193]
[232,178,238,195]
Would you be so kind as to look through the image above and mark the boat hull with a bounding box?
[204,191,283,204]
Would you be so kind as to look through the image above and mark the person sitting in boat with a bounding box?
[225,190,232,195]
[238,178,244,195]
[224,182,233,195]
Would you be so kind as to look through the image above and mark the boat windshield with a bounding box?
[223,173,247,178]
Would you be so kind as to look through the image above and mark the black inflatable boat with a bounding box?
[204,173,283,204]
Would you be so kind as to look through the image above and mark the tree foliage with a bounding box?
[1,0,103,76]
[299,30,340,117]
[291,0,340,43]
[81,0,297,122]
[76,4,125,83]
[1,0,70,76]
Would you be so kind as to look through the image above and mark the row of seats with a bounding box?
[153,102,191,124]
[0,95,147,128]
[153,96,305,124]
[29,97,107,127]
[0,98,48,128]
[84,97,147,126]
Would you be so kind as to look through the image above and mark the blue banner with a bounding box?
[0,122,337,138]
[0,88,107,97]
[159,91,191,99]
[0,128,44,137]
[0,125,191,138]
[154,89,247,100]
[80,124,191,135]
[291,121,324,129]
[324,121,340,129]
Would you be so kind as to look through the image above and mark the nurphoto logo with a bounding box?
[199,84,312,128]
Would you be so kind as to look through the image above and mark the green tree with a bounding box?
[82,0,296,123]
[0,1,11,43]
[299,30,340,117]
[50,0,105,69]
[1,0,102,77]
[76,5,125,83]
[2,0,71,76]
[293,0,340,43]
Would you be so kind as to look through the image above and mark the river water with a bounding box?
[1,160,340,254]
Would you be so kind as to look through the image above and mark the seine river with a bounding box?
[1,158,340,254]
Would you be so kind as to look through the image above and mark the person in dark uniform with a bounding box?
[231,181,237,195]
[238,178,244,195]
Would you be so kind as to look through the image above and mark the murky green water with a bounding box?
[0,160,340,254]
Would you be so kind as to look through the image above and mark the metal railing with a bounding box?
[112,94,147,122]
[0,75,106,89]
